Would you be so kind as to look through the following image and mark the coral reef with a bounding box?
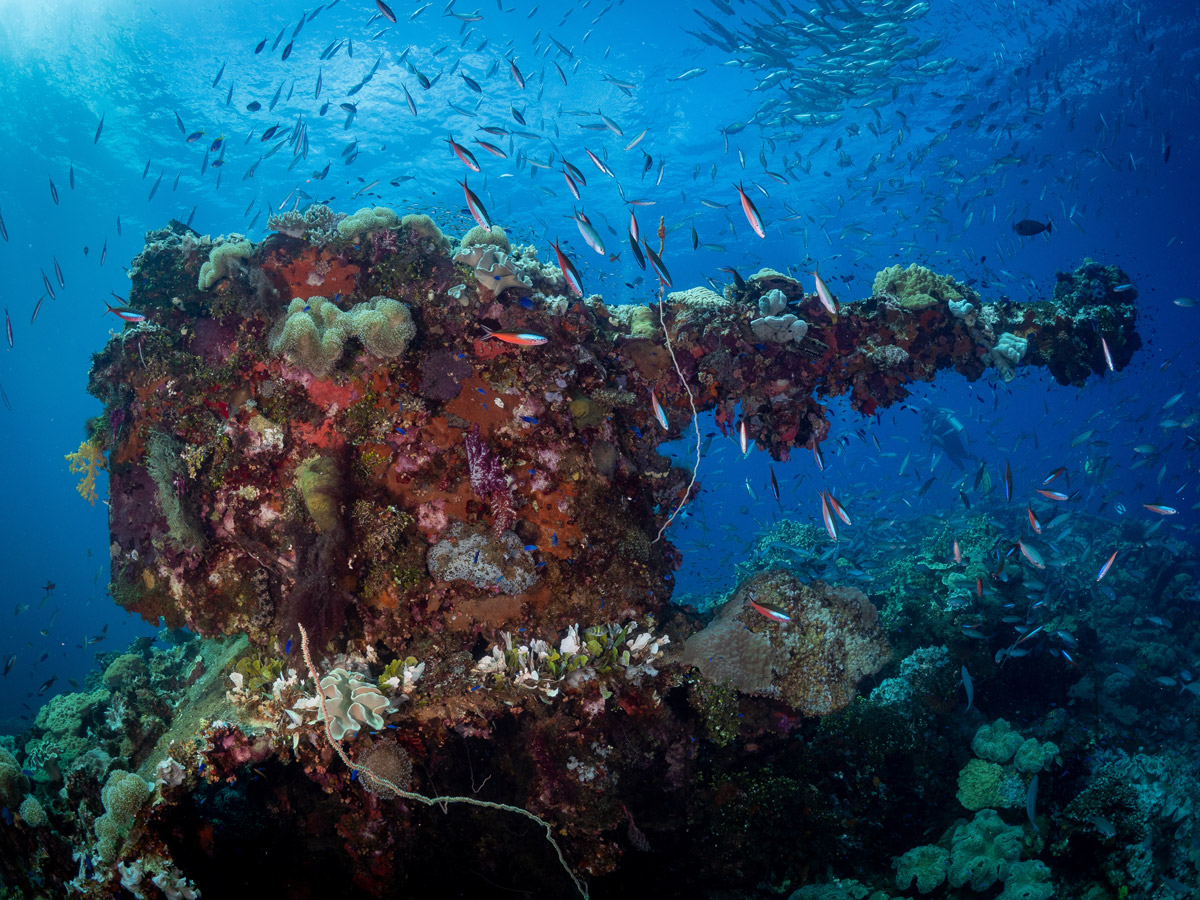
[680,570,891,715]
[9,210,1145,899]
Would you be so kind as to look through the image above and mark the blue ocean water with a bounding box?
[0,0,1195,813]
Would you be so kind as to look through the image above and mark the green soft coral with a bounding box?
[337,206,399,240]
[948,809,1026,891]
[269,295,415,378]
[956,758,1026,811]
[198,238,253,290]
[895,844,949,893]
[873,263,978,310]
[972,718,1025,763]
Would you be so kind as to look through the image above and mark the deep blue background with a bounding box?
[1,0,1196,729]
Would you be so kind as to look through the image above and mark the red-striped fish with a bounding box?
[1042,466,1065,485]
[445,136,480,172]
[1143,503,1177,515]
[734,182,765,238]
[650,390,668,430]
[1004,459,1013,502]
[1096,550,1118,582]
[1026,505,1042,534]
[819,491,838,542]
[827,492,852,526]
[641,240,672,286]
[459,179,491,231]
[482,328,547,346]
[1037,489,1069,501]
[747,599,791,623]
[551,240,583,297]
[739,420,748,456]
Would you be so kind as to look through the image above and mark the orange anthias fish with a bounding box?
[953,540,963,565]
[747,598,791,623]
[739,420,748,456]
[481,328,547,346]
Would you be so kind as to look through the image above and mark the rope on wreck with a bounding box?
[298,624,589,899]
[652,284,702,544]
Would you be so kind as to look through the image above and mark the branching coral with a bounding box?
[65,437,107,505]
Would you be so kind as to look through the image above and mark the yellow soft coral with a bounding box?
[65,438,107,505]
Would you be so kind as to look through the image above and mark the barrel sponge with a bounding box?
[895,844,949,894]
[956,758,1025,811]
[198,239,253,290]
[461,224,510,254]
[971,718,1025,763]
[337,206,399,239]
[947,809,1025,890]
[269,295,415,377]
[95,770,153,863]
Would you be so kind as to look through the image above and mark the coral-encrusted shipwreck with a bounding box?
[8,210,1138,897]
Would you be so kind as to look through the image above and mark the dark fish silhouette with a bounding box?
[1013,219,1052,236]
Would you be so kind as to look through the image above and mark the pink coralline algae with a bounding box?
[465,424,515,535]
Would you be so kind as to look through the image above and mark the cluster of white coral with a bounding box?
[475,622,669,697]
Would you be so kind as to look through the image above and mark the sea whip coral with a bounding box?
[465,424,515,535]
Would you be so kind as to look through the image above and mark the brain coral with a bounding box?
[269,295,415,377]
[680,570,891,716]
